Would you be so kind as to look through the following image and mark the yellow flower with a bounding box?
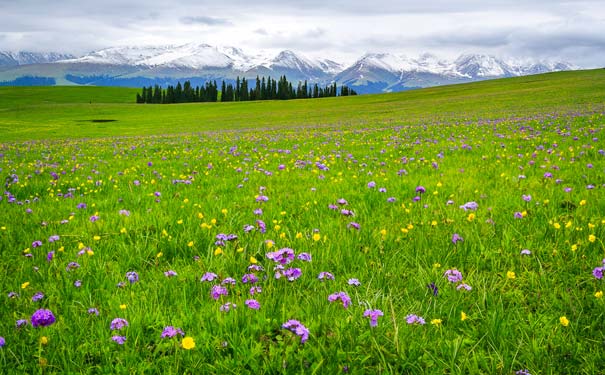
[433,263,441,269]
[507,271,516,280]
[183,198,189,204]
[588,234,596,243]
[87,249,94,256]
[58,246,64,252]
[221,209,228,215]
[250,256,258,264]
[312,233,321,242]
[274,225,281,231]
[156,252,163,258]
[120,227,127,234]
[595,291,603,299]
[553,223,561,229]
[571,244,578,252]
[182,336,195,350]
[93,235,101,241]
[120,304,127,310]
[197,212,204,219]
[210,218,217,225]
[461,311,468,321]
[379,229,387,236]
[579,199,586,206]
[214,247,223,256]
[78,242,85,250]
[279,232,286,239]
[21,281,30,289]
[559,316,569,327]
[187,241,194,247]
[467,213,475,222]
[295,232,303,239]
[40,336,49,345]
[430,319,442,326]
[177,219,183,225]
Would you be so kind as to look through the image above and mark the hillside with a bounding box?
[1,69,604,142]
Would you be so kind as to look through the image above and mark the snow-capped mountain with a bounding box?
[0,51,75,66]
[0,45,576,93]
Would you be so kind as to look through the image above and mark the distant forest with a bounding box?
[136,75,357,104]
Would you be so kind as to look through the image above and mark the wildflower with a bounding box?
[31,309,56,327]
[249,286,262,295]
[318,272,335,281]
[522,195,532,202]
[87,308,99,316]
[430,319,442,326]
[514,212,523,219]
[276,267,302,281]
[592,267,603,280]
[456,283,472,291]
[559,316,569,327]
[242,274,259,284]
[348,222,361,230]
[32,240,43,248]
[405,314,426,325]
[48,235,60,242]
[588,234,596,243]
[520,249,531,255]
[266,248,295,265]
[363,309,384,327]
[89,215,99,222]
[507,271,516,280]
[46,251,54,262]
[348,278,361,286]
[16,319,29,328]
[451,233,463,244]
[312,233,321,241]
[111,336,127,345]
[66,262,80,271]
[0,336,5,347]
[200,272,218,282]
[444,269,463,283]
[328,291,352,308]
[211,285,228,300]
[245,299,260,310]
[595,291,603,298]
[516,370,532,375]
[222,277,236,285]
[459,201,478,211]
[416,186,426,194]
[21,281,30,289]
[220,302,237,312]
[297,252,312,262]
[460,311,468,321]
[164,270,177,277]
[161,326,184,338]
[126,271,139,284]
[120,304,127,310]
[8,292,19,299]
[110,318,129,331]
[282,319,310,343]
[31,292,44,302]
[367,181,376,188]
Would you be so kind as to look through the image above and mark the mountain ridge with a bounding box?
[0,45,576,93]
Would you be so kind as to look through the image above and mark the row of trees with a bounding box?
[136,75,357,104]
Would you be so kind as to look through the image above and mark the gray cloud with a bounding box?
[180,16,231,26]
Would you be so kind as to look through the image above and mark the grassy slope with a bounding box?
[1,69,604,142]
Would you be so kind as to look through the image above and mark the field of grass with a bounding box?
[1,71,605,374]
[1,69,605,142]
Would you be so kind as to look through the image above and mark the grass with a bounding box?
[0,69,604,142]
[0,71,604,374]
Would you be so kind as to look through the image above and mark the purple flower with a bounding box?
[297,253,312,262]
[348,222,361,230]
[318,272,335,281]
[522,195,532,202]
[282,319,309,344]
[451,233,463,244]
[221,277,236,285]
[242,274,259,284]
[328,291,351,308]
[31,292,44,302]
[378,187,387,193]
[220,302,237,312]
[277,267,302,281]
[111,335,127,345]
[363,309,384,327]
[256,220,266,233]
[367,181,376,188]
[249,286,262,295]
[415,186,426,194]
[88,308,99,316]
[405,314,426,325]
[348,278,361,286]
[245,299,260,310]
[266,248,295,265]
[32,240,43,248]
[253,208,263,215]
[459,201,478,211]
[444,269,463,283]
[248,264,264,272]
[516,370,532,375]
[116,282,126,288]
[16,319,28,328]
[89,215,99,222]
[340,209,354,216]
[110,318,129,331]
[337,198,348,205]
[46,251,55,262]
[387,197,396,203]
[0,336,5,347]
[514,212,523,219]
[8,292,19,299]
[48,235,60,242]
[243,224,255,233]
[543,172,553,179]
[593,267,604,280]
[119,210,130,216]
[256,195,269,202]
[200,272,218,282]
[126,271,139,284]
[77,203,87,209]
[211,285,229,300]
[31,309,56,327]
[161,326,184,338]
[427,282,438,296]
[456,283,472,291]
[164,270,177,277]
[520,249,531,255]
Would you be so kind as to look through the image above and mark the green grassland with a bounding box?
[1,69,604,142]
[1,70,605,374]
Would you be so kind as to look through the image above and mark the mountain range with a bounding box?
[0,44,575,93]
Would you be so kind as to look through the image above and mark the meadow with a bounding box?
[0,70,604,374]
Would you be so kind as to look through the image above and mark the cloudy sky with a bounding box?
[1,0,604,67]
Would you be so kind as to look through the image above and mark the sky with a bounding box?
[1,0,604,67]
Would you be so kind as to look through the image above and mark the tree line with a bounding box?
[136,75,357,104]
